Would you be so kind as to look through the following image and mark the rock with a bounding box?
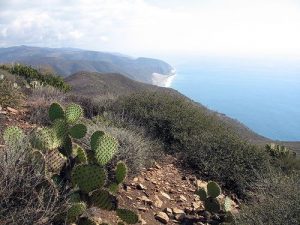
[154,195,163,208]
[179,195,187,202]
[155,212,169,224]
[164,208,173,215]
[172,207,185,215]
[137,183,147,190]
[174,213,186,221]
[140,218,147,224]
[154,162,161,169]
[133,177,139,182]
[138,196,152,205]
[137,207,148,212]
[7,107,18,114]
[160,191,171,200]
[192,201,201,209]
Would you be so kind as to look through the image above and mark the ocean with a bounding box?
[170,57,300,141]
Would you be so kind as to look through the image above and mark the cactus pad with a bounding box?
[90,131,105,150]
[69,123,87,139]
[65,103,83,124]
[90,189,118,210]
[204,197,221,213]
[116,208,139,224]
[195,187,207,201]
[49,102,64,122]
[72,164,107,193]
[108,183,119,193]
[78,217,98,225]
[207,181,221,198]
[3,126,24,146]
[74,145,88,164]
[68,191,82,203]
[67,202,87,223]
[115,161,127,184]
[92,133,118,166]
[45,150,66,174]
[32,128,60,150]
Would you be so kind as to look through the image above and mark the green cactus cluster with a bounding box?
[266,143,296,158]
[195,181,234,222]
[2,102,138,225]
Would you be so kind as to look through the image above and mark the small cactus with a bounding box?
[90,189,118,210]
[69,123,87,139]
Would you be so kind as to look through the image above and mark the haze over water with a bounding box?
[171,57,300,141]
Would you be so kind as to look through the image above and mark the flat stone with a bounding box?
[160,191,171,200]
[155,212,169,224]
[7,107,18,114]
[172,207,185,215]
[154,195,163,208]
[137,183,147,190]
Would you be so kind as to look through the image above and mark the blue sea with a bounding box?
[170,57,300,141]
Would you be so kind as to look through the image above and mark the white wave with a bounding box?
[151,68,176,87]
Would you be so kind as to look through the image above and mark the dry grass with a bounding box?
[0,139,68,225]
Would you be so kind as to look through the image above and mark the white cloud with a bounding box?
[1,0,300,57]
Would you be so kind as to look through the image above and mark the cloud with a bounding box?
[1,0,300,56]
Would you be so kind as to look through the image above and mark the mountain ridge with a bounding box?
[0,45,175,86]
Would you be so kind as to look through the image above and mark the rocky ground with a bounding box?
[87,156,239,224]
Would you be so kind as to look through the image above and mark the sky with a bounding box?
[1,0,300,57]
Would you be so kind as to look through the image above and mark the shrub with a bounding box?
[27,86,66,125]
[110,91,271,197]
[0,78,24,108]
[235,172,300,225]
[0,138,68,224]
[1,64,71,92]
[79,121,163,174]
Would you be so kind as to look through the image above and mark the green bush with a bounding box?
[110,91,271,197]
[1,64,71,92]
[235,172,300,225]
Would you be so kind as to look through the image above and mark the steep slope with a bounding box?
[65,72,272,145]
[0,46,175,86]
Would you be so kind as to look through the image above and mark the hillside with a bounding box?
[1,65,299,225]
[0,46,175,86]
[65,72,271,144]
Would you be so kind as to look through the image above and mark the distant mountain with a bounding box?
[0,46,176,86]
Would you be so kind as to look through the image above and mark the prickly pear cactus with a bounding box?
[91,132,118,166]
[49,102,64,122]
[69,123,87,139]
[31,128,60,151]
[65,103,83,124]
[204,197,221,213]
[115,161,127,184]
[3,126,24,146]
[207,181,221,198]
[116,208,139,224]
[78,217,99,225]
[90,189,118,210]
[72,164,107,193]
[45,150,67,174]
[195,187,207,201]
[67,202,87,223]
[73,144,88,164]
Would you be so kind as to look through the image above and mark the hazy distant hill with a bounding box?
[0,46,175,85]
